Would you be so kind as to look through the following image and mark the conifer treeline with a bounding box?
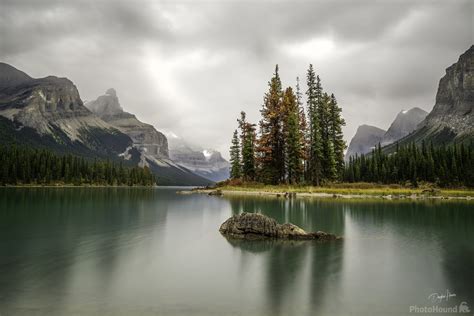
[344,142,474,187]
[0,145,155,186]
[230,65,346,185]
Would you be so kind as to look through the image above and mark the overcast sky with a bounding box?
[1,0,472,158]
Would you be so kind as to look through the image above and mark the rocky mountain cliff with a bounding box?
[0,63,131,158]
[86,89,169,159]
[86,89,213,186]
[392,45,474,147]
[345,125,386,159]
[167,133,230,182]
[381,107,428,146]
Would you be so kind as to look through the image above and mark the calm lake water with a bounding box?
[0,187,473,316]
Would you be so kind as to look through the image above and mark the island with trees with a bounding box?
[220,64,473,198]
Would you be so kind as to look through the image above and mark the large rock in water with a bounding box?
[219,212,340,241]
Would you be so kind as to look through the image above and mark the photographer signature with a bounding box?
[428,289,457,303]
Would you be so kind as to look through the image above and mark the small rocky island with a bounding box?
[219,212,341,241]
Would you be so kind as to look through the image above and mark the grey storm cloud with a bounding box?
[0,0,472,158]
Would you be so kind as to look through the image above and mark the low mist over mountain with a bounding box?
[167,132,230,182]
[381,108,428,146]
[86,89,213,186]
[86,89,169,159]
[345,125,386,159]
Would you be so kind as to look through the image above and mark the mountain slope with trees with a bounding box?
[0,63,214,186]
[385,45,473,150]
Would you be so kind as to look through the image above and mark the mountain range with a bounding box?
[0,63,229,185]
[1,45,472,181]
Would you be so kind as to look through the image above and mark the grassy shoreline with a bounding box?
[192,183,474,200]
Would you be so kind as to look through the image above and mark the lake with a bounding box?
[0,187,473,315]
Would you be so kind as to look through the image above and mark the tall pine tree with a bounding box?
[282,87,304,184]
[328,93,346,179]
[256,65,285,184]
[238,111,257,181]
[229,129,241,179]
[306,65,323,185]
[321,92,336,180]
[296,76,308,179]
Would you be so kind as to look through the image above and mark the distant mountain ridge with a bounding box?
[345,124,386,159]
[346,107,428,159]
[167,132,230,182]
[381,107,428,146]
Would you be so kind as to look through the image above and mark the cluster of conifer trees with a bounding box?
[0,145,155,186]
[229,65,346,185]
[344,142,474,187]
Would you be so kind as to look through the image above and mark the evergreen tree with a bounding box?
[306,64,323,185]
[256,65,285,184]
[326,137,337,181]
[282,87,304,184]
[296,76,308,178]
[238,111,248,146]
[241,122,257,181]
[229,129,242,179]
[328,93,346,179]
[319,92,333,180]
[238,111,257,181]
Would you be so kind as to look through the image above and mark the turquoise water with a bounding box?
[0,187,472,315]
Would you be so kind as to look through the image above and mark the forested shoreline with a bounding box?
[0,145,155,186]
[345,142,474,187]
